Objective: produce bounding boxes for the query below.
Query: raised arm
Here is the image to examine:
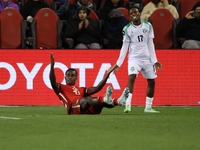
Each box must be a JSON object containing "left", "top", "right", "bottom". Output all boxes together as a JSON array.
[
  {"left": 50, "top": 53, "right": 58, "bottom": 90},
  {"left": 85, "top": 67, "right": 115, "bottom": 96}
]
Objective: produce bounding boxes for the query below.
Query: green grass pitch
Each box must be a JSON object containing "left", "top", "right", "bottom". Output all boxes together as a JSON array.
[{"left": 0, "top": 106, "right": 200, "bottom": 150}]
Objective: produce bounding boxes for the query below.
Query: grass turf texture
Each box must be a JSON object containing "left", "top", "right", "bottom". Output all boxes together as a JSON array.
[{"left": 0, "top": 106, "right": 200, "bottom": 150}]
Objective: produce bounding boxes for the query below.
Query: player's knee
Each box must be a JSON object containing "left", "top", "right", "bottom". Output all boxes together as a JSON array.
[
  {"left": 128, "top": 74, "right": 136, "bottom": 83},
  {"left": 148, "top": 79, "right": 155, "bottom": 86}
]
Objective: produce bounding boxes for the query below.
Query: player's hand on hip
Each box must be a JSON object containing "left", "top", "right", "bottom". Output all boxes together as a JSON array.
[
  {"left": 51, "top": 53, "right": 55, "bottom": 67},
  {"left": 154, "top": 62, "right": 162, "bottom": 71}
]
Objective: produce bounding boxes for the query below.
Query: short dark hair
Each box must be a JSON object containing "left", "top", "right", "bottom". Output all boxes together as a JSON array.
[
  {"left": 128, "top": 6, "right": 141, "bottom": 16},
  {"left": 65, "top": 68, "right": 78, "bottom": 76}
]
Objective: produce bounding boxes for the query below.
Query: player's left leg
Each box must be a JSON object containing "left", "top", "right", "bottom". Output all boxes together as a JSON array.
[
  {"left": 141, "top": 61, "right": 159, "bottom": 113},
  {"left": 144, "top": 79, "right": 159, "bottom": 113}
]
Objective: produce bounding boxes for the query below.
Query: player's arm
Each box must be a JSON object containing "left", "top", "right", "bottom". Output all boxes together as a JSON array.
[
  {"left": 50, "top": 53, "right": 59, "bottom": 90},
  {"left": 108, "top": 41, "right": 129, "bottom": 74},
  {"left": 148, "top": 38, "right": 162, "bottom": 71},
  {"left": 108, "top": 27, "right": 130, "bottom": 74},
  {"left": 85, "top": 67, "right": 115, "bottom": 96}
]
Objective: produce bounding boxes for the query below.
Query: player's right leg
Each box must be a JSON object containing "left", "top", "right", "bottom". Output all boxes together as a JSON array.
[
  {"left": 116, "top": 87, "right": 130, "bottom": 106},
  {"left": 124, "top": 74, "right": 136, "bottom": 113}
]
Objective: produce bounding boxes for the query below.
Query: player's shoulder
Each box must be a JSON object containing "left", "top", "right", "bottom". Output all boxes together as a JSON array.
[
  {"left": 141, "top": 20, "right": 152, "bottom": 27},
  {"left": 123, "top": 22, "right": 133, "bottom": 35},
  {"left": 123, "top": 22, "right": 132, "bottom": 31}
]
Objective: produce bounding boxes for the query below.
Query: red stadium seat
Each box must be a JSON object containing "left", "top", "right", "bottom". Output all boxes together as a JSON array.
[
  {"left": 117, "top": 7, "right": 131, "bottom": 22},
  {"left": 31, "top": 8, "right": 63, "bottom": 49},
  {"left": 179, "top": 0, "right": 200, "bottom": 20},
  {"left": 149, "top": 9, "right": 178, "bottom": 49},
  {"left": 0, "top": 8, "right": 26, "bottom": 48}
]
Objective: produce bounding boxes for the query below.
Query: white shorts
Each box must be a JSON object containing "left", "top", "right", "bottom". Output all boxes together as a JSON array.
[{"left": 128, "top": 59, "right": 157, "bottom": 79}]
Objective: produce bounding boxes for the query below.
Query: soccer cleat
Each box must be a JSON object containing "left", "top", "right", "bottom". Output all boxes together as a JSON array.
[
  {"left": 144, "top": 108, "right": 160, "bottom": 113},
  {"left": 103, "top": 86, "right": 113, "bottom": 105},
  {"left": 124, "top": 105, "right": 131, "bottom": 113},
  {"left": 117, "top": 87, "right": 129, "bottom": 106}
]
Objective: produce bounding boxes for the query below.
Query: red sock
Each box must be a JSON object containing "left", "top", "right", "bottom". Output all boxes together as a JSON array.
[
  {"left": 96, "top": 96, "right": 105, "bottom": 104},
  {"left": 113, "top": 99, "right": 119, "bottom": 106}
]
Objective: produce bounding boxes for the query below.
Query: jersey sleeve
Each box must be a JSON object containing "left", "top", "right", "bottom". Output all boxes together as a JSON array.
[
  {"left": 148, "top": 38, "right": 157, "bottom": 64},
  {"left": 148, "top": 22, "right": 154, "bottom": 39},
  {"left": 116, "top": 27, "right": 130, "bottom": 67},
  {"left": 84, "top": 88, "right": 88, "bottom": 97}
]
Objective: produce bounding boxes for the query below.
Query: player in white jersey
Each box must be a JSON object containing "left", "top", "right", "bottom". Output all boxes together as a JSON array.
[{"left": 108, "top": 6, "right": 162, "bottom": 113}]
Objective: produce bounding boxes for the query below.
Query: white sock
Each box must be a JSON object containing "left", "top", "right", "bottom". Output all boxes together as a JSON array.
[
  {"left": 145, "top": 97, "right": 153, "bottom": 110},
  {"left": 126, "top": 93, "right": 132, "bottom": 106}
]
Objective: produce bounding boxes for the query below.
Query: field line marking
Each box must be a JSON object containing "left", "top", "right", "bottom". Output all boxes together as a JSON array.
[{"left": 0, "top": 116, "right": 22, "bottom": 120}]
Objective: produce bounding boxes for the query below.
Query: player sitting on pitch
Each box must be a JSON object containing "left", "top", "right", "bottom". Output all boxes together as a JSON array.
[{"left": 50, "top": 53, "right": 129, "bottom": 115}]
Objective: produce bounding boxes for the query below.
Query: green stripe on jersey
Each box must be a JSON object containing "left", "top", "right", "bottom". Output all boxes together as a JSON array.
[
  {"left": 141, "top": 20, "right": 152, "bottom": 33},
  {"left": 123, "top": 22, "right": 132, "bottom": 35}
]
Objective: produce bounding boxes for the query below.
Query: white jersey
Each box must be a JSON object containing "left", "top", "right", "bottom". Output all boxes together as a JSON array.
[{"left": 116, "top": 20, "right": 157, "bottom": 67}]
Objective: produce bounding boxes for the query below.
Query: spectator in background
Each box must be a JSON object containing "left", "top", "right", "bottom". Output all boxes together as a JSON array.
[
  {"left": 99, "top": 0, "right": 126, "bottom": 21},
  {"left": 0, "top": 0, "right": 20, "bottom": 13},
  {"left": 65, "top": 6, "right": 101, "bottom": 49},
  {"left": 104, "top": 9, "right": 128, "bottom": 49},
  {"left": 169, "top": 0, "right": 178, "bottom": 6},
  {"left": 56, "top": 0, "right": 96, "bottom": 21},
  {"left": 21, "top": 0, "right": 49, "bottom": 20},
  {"left": 126, "top": 0, "right": 144, "bottom": 12},
  {"left": 176, "top": 2, "right": 200, "bottom": 49},
  {"left": 56, "top": 0, "right": 67, "bottom": 5},
  {"left": 141, "top": 0, "right": 179, "bottom": 21}
]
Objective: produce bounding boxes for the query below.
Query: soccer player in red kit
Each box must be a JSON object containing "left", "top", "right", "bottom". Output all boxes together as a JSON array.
[{"left": 50, "top": 53, "right": 129, "bottom": 115}]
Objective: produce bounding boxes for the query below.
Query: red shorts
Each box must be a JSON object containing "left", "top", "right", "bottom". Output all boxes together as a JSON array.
[{"left": 69, "top": 99, "right": 102, "bottom": 115}]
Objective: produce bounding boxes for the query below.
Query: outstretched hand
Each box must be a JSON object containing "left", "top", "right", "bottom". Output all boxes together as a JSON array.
[
  {"left": 154, "top": 61, "right": 162, "bottom": 71},
  {"left": 51, "top": 53, "right": 55, "bottom": 67},
  {"left": 107, "top": 64, "right": 120, "bottom": 75}
]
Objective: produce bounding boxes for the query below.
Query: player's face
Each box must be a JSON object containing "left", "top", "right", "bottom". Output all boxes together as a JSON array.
[
  {"left": 65, "top": 70, "right": 77, "bottom": 85},
  {"left": 129, "top": 8, "right": 141, "bottom": 24}
]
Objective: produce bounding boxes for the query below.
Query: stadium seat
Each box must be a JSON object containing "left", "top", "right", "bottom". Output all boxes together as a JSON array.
[
  {"left": 31, "top": 8, "right": 63, "bottom": 49},
  {"left": 117, "top": 7, "right": 131, "bottom": 22},
  {"left": 149, "top": 8, "right": 179, "bottom": 49},
  {"left": 179, "top": 0, "right": 200, "bottom": 20},
  {"left": 0, "top": 8, "right": 26, "bottom": 48}
]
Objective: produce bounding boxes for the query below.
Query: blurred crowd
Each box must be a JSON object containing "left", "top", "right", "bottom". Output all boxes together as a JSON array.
[{"left": 0, "top": 0, "right": 200, "bottom": 49}]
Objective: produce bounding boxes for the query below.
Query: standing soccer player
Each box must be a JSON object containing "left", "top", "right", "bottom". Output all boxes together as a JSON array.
[
  {"left": 109, "top": 6, "right": 162, "bottom": 113},
  {"left": 50, "top": 53, "right": 129, "bottom": 115}
]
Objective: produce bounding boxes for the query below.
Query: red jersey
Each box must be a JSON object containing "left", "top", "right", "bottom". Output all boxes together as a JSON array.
[{"left": 54, "top": 83, "right": 87, "bottom": 114}]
